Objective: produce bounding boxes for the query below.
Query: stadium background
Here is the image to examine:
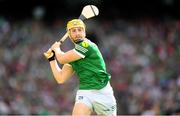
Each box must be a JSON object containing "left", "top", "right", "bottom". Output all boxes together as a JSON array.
[{"left": 0, "top": 0, "right": 179, "bottom": 115}]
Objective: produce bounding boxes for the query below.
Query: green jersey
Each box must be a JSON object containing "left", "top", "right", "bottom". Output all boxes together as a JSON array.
[{"left": 69, "top": 39, "right": 111, "bottom": 90}]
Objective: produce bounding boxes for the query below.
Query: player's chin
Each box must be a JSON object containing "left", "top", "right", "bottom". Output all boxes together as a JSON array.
[
  {"left": 76, "top": 36, "right": 84, "bottom": 40},
  {"left": 73, "top": 38, "right": 83, "bottom": 43}
]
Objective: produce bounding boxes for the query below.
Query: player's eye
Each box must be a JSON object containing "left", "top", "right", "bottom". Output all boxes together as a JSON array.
[
  {"left": 71, "top": 27, "right": 83, "bottom": 33},
  {"left": 71, "top": 29, "right": 76, "bottom": 32},
  {"left": 78, "top": 28, "right": 83, "bottom": 32}
]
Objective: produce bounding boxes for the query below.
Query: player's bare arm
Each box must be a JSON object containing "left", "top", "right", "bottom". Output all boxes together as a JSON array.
[
  {"left": 49, "top": 60, "right": 74, "bottom": 84},
  {"left": 44, "top": 49, "right": 75, "bottom": 84},
  {"left": 51, "top": 41, "right": 82, "bottom": 64}
]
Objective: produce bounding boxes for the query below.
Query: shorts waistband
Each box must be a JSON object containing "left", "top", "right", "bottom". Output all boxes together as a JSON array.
[{"left": 78, "top": 82, "right": 113, "bottom": 94}]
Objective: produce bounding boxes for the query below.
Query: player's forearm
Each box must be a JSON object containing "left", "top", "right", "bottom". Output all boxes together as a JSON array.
[
  {"left": 49, "top": 60, "right": 66, "bottom": 84},
  {"left": 54, "top": 48, "right": 67, "bottom": 64}
]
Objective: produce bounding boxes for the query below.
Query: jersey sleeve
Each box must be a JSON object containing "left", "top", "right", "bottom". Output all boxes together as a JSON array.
[{"left": 74, "top": 41, "right": 91, "bottom": 58}]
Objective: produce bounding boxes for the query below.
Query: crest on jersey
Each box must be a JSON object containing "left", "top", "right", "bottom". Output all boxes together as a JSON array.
[{"left": 81, "top": 41, "right": 89, "bottom": 48}]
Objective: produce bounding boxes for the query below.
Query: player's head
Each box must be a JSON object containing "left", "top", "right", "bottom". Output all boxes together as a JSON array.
[
  {"left": 67, "top": 19, "right": 86, "bottom": 42},
  {"left": 67, "top": 19, "right": 85, "bottom": 31}
]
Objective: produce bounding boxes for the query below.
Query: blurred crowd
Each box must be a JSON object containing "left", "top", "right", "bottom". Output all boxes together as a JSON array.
[{"left": 0, "top": 17, "right": 179, "bottom": 115}]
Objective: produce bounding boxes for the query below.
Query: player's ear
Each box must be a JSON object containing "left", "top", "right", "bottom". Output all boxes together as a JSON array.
[{"left": 67, "top": 30, "right": 72, "bottom": 38}]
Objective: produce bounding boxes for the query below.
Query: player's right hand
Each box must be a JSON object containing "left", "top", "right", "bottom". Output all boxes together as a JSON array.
[
  {"left": 51, "top": 41, "right": 61, "bottom": 52},
  {"left": 44, "top": 49, "right": 55, "bottom": 62}
]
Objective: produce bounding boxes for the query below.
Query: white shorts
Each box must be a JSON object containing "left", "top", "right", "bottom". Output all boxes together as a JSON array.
[{"left": 75, "top": 82, "right": 117, "bottom": 116}]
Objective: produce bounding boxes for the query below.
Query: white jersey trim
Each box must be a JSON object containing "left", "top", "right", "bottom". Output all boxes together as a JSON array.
[
  {"left": 73, "top": 49, "right": 85, "bottom": 58},
  {"left": 75, "top": 44, "right": 88, "bottom": 53}
]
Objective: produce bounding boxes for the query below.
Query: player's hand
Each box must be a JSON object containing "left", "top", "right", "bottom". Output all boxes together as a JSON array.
[
  {"left": 51, "top": 41, "right": 61, "bottom": 52},
  {"left": 44, "top": 49, "right": 55, "bottom": 62}
]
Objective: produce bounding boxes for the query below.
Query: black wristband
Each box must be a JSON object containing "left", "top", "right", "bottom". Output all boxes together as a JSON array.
[{"left": 48, "top": 50, "right": 55, "bottom": 62}]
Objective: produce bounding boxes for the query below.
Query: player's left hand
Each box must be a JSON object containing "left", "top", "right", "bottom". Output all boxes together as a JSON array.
[{"left": 44, "top": 48, "right": 55, "bottom": 62}]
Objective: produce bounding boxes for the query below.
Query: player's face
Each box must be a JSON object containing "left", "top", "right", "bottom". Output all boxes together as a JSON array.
[{"left": 69, "top": 27, "right": 86, "bottom": 42}]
